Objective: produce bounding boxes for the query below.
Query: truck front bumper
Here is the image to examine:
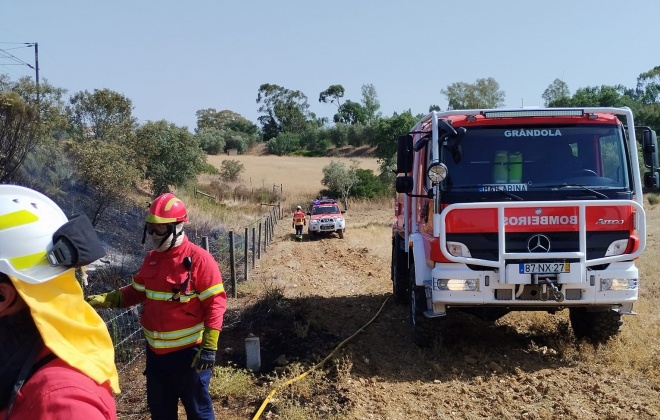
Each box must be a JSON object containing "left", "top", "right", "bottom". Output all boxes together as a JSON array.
[{"left": 425, "top": 261, "right": 638, "bottom": 316}]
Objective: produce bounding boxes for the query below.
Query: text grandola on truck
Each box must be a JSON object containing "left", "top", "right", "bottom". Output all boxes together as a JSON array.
[{"left": 391, "top": 107, "right": 659, "bottom": 346}]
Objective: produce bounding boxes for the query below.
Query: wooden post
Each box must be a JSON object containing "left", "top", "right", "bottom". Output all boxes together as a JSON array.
[
  {"left": 228, "top": 231, "right": 237, "bottom": 298},
  {"left": 257, "top": 223, "right": 262, "bottom": 259},
  {"left": 244, "top": 227, "right": 249, "bottom": 282},
  {"left": 264, "top": 217, "right": 269, "bottom": 250},
  {"left": 201, "top": 236, "right": 209, "bottom": 251},
  {"left": 251, "top": 227, "right": 256, "bottom": 269}
]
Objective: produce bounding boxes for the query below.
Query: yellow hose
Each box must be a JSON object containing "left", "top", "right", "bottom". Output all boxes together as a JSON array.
[{"left": 251, "top": 294, "right": 392, "bottom": 420}]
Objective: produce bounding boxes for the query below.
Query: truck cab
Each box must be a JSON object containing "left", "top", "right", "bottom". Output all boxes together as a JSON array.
[{"left": 392, "top": 107, "right": 659, "bottom": 346}]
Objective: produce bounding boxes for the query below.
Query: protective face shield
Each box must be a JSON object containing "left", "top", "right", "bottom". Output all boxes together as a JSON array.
[{"left": 0, "top": 185, "right": 104, "bottom": 284}]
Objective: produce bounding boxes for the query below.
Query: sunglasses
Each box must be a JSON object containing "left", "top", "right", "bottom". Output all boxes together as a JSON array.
[{"left": 146, "top": 223, "right": 169, "bottom": 236}]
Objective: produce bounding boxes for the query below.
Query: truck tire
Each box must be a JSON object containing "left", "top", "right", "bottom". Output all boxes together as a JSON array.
[
  {"left": 409, "top": 264, "right": 434, "bottom": 347},
  {"left": 569, "top": 308, "right": 623, "bottom": 343},
  {"left": 338, "top": 229, "right": 344, "bottom": 239},
  {"left": 391, "top": 237, "right": 409, "bottom": 304}
]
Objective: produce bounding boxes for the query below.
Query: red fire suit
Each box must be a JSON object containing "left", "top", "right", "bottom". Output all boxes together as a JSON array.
[
  {"left": 0, "top": 348, "right": 116, "bottom": 420},
  {"left": 120, "top": 235, "right": 226, "bottom": 354}
]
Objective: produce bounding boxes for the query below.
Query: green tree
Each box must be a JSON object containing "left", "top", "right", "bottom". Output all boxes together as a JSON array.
[
  {"left": 0, "top": 91, "right": 39, "bottom": 183},
  {"left": 371, "top": 111, "right": 419, "bottom": 161},
  {"left": 319, "top": 84, "right": 345, "bottom": 109},
  {"left": 361, "top": 83, "right": 381, "bottom": 124},
  {"left": 0, "top": 76, "right": 68, "bottom": 187},
  {"left": 441, "top": 77, "right": 505, "bottom": 109},
  {"left": 196, "top": 127, "right": 227, "bottom": 155},
  {"left": 136, "top": 120, "right": 205, "bottom": 194},
  {"left": 636, "top": 65, "right": 660, "bottom": 104},
  {"left": 542, "top": 79, "right": 571, "bottom": 107},
  {"left": 67, "top": 139, "right": 141, "bottom": 225},
  {"left": 351, "top": 168, "right": 389, "bottom": 199},
  {"left": 321, "top": 160, "right": 359, "bottom": 209},
  {"left": 256, "top": 83, "right": 312, "bottom": 140},
  {"left": 67, "top": 88, "right": 136, "bottom": 141},
  {"left": 334, "top": 100, "right": 367, "bottom": 125},
  {"left": 219, "top": 159, "right": 245, "bottom": 182},
  {"left": 267, "top": 132, "right": 301, "bottom": 156}
]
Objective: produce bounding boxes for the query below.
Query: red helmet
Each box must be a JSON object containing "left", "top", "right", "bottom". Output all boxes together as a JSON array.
[{"left": 146, "top": 193, "right": 188, "bottom": 224}]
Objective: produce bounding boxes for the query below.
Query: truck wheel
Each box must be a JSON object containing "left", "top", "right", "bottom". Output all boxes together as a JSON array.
[
  {"left": 391, "top": 238, "right": 409, "bottom": 304},
  {"left": 569, "top": 308, "right": 623, "bottom": 343},
  {"left": 338, "top": 229, "right": 344, "bottom": 239},
  {"left": 409, "top": 266, "right": 434, "bottom": 347}
]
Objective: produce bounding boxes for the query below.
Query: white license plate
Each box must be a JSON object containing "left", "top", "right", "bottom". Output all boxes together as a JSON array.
[
  {"left": 321, "top": 225, "right": 334, "bottom": 231},
  {"left": 519, "top": 262, "right": 570, "bottom": 274}
]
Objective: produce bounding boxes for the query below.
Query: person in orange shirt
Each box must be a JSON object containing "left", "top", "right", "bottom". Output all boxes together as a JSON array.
[{"left": 292, "top": 205, "right": 307, "bottom": 241}]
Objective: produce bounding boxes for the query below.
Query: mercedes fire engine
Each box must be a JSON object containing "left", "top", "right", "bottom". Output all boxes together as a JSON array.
[{"left": 391, "top": 107, "right": 659, "bottom": 346}]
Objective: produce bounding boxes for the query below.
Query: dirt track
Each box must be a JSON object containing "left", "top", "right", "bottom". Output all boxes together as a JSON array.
[{"left": 215, "top": 207, "right": 660, "bottom": 420}]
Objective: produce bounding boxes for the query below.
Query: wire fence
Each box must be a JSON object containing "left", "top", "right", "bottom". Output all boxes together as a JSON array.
[{"left": 96, "top": 204, "right": 283, "bottom": 407}]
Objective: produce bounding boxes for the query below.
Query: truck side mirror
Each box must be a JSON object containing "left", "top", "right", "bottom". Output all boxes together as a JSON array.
[
  {"left": 395, "top": 176, "right": 414, "bottom": 194},
  {"left": 396, "top": 134, "right": 413, "bottom": 174},
  {"left": 642, "top": 129, "right": 659, "bottom": 169},
  {"left": 644, "top": 172, "right": 659, "bottom": 189}
]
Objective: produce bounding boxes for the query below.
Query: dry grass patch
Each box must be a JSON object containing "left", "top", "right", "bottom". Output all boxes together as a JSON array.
[{"left": 204, "top": 155, "right": 380, "bottom": 199}]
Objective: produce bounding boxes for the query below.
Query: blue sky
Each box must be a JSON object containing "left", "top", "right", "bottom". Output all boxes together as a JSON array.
[{"left": 2, "top": 1, "right": 659, "bottom": 131}]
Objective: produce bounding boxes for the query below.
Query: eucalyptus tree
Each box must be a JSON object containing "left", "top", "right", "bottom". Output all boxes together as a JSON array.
[
  {"left": 441, "top": 77, "right": 505, "bottom": 109},
  {"left": 361, "top": 83, "right": 381, "bottom": 124},
  {"left": 256, "top": 83, "right": 312, "bottom": 140},
  {"left": 542, "top": 79, "right": 571, "bottom": 107}
]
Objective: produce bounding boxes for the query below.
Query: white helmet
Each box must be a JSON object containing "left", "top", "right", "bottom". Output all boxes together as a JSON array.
[
  {"left": 296, "top": 206, "right": 302, "bottom": 210},
  {"left": 0, "top": 185, "right": 70, "bottom": 284}
]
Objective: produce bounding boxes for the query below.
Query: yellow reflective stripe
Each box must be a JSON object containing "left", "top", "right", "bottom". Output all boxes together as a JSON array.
[
  {"left": 198, "top": 283, "right": 224, "bottom": 301},
  {"left": 146, "top": 289, "right": 175, "bottom": 301},
  {"left": 142, "top": 324, "right": 204, "bottom": 349},
  {"left": 131, "top": 280, "right": 145, "bottom": 292},
  {"left": 144, "top": 288, "right": 198, "bottom": 302},
  {"left": 144, "top": 332, "right": 203, "bottom": 349},
  {"left": 10, "top": 252, "right": 48, "bottom": 270},
  {"left": 143, "top": 322, "right": 204, "bottom": 340},
  {"left": 0, "top": 209, "right": 38, "bottom": 230}
]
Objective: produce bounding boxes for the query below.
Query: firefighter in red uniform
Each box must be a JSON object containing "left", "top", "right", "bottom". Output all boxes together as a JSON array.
[
  {"left": 0, "top": 185, "right": 119, "bottom": 420},
  {"left": 87, "top": 193, "right": 226, "bottom": 420},
  {"left": 292, "top": 205, "right": 307, "bottom": 241}
]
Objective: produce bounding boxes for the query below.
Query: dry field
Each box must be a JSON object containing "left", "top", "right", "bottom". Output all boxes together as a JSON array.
[{"left": 203, "top": 154, "right": 381, "bottom": 208}]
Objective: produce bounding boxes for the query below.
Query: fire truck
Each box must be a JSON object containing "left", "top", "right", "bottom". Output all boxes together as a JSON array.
[{"left": 391, "top": 107, "right": 659, "bottom": 346}]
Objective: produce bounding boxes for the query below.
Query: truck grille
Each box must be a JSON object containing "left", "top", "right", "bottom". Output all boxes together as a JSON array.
[{"left": 447, "top": 231, "right": 630, "bottom": 262}]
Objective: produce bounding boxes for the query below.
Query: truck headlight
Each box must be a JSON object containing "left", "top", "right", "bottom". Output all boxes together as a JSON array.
[
  {"left": 604, "top": 239, "right": 628, "bottom": 256},
  {"left": 601, "top": 278, "right": 638, "bottom": 291},
  {"left": 447, "top": 242, "right": 471, "bottom": 257},
  {"left": 436, "top": 279, "right": 478, "bottom": 291},
  {"left": 310, "top": 220, "right": 319, "bottom": 225}
]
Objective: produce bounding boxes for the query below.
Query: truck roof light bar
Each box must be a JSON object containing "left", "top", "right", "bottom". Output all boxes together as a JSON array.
[{"left": 482, "top": 109, "right": 584, "bottom": 118}]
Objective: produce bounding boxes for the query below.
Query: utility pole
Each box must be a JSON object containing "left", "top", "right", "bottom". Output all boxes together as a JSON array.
[{"left": 33, "top": 43, "right": 39, "bottom": 103}]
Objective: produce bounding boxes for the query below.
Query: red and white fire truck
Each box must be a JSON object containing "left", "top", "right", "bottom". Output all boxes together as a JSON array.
[{"left": 391, "top": 107, "right": 659, "bottom": 346}]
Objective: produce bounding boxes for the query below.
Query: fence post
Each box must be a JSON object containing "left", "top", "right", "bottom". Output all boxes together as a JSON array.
[
  {"left": 257, "top": 223, "right": 262, "bottom": 259},
  {"left": 228, "top": 231, "right": 237, "bottom": 298},
  {"left": 201, "top": 236, "right": 209, "bottom": 252},
  {"left": 244, "top": 227, "right": 249, "bottom": 282},
  {"left": 251, "top": 227, "right": 256, "bottom": 269},
  {"left": 264, "top": 217, "right": 269, "bottom": 250}
]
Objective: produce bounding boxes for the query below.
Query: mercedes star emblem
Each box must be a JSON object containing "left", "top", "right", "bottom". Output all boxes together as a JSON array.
[{"left": 527, "top": 234, "right": 551, "bottom": 253}]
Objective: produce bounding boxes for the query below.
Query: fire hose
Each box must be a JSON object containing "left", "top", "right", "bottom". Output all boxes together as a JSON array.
[{"left": 251, "top": 294, "right": 391, "bottom": 420}]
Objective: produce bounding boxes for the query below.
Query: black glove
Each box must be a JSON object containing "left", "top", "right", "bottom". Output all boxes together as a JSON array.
[{"left": 192, "top": 349, "right": 216, "bottom": 372}]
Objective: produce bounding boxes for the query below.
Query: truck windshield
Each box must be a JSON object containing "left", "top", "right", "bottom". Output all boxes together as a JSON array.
[{"left": 440, "top": 124, "right": 631, "bottom": 193}]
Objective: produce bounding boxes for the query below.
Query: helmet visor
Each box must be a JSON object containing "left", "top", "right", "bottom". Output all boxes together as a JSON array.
[{"left": 146, "top": 222, "right": 169, "bottom": 236}]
